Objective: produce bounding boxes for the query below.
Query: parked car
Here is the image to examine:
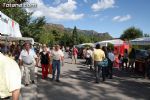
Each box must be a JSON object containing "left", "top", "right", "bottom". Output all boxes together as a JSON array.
[
  {"left": 135, "top": 49, "right": 150, "bottom": 77},
  {"left": 135, "top": 49, "right": 149, "bottom": 60}
]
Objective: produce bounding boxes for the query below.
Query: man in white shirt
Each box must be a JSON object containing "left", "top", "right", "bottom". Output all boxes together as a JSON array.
[
  {"left": 51, "top": 45, "right": 64, "bottom": 82},
  {"left": 0, "top": 52, "right": 21, "bottom": 100},
  {"left": 108, "top": 48, "right": 115, "bottom": 79},
  {"left": 19, "top": 42, "right": 38, "bottom": 86}
]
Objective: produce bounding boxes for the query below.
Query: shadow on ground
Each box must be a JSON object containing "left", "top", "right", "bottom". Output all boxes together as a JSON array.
[{"left": 37, "top": 60, "right": 150, "bottom": 100}]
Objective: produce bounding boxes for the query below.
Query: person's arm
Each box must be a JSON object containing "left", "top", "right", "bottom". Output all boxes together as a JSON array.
[
  {"left": 47, "top": 52, "right": 51, "bottom": 64},
  {"left": 18, "top": 51, "right": 23, "bottom": 68},
  {"left": 60, "top": 50, "right": 64, "bottom": 66},
  {"left": 33, "top": 51, "right": 38, "bottom": 67},
  {"left": 12, "top": 89, "right": 20, "bottom": 100}
]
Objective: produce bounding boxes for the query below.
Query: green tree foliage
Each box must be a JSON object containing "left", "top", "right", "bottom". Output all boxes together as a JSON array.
[
  {"left": 39, "top": 32, "right": 54, "bottom": 45},
  {"left": 28, "top": 17, "right": 46, "bottom": 42},
  {"left": 120, "top": 27, "right": 143, "bottom": 40}
]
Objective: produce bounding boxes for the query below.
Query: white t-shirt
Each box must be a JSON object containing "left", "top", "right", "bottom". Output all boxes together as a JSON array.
[
  {"left": 86, "top": 50, "right": 93, "bottom": 58},
  {"left": 0, "top": 53, "right": 21, "bottom": 98},
  {"left": 51, "top": 49, "right": 64, "bottom": 60},
  {"left": 108, "top": 52, "right": 115, "bottom": 62},
  {"left": 19, "top": 49, "right": 37, "bottom": 64}
]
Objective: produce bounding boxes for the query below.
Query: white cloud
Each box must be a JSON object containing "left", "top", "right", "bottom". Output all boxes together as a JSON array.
[
  {"left": 113, "top": 14, "right": 131, "bottom": 22},
  {"left": 91, "top": 0, "right": 115, "bottom": 12},
  {"left": 26, "top": 0, "right": 84, "bottom": 20}
]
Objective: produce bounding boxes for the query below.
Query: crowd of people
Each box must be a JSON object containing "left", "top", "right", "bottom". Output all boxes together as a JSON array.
[
  {"left": 0, "top": 41, "right": 150, "bottom": 100},
  {"left": 0, "top": 41, "right": 65, "bottom": 99}
]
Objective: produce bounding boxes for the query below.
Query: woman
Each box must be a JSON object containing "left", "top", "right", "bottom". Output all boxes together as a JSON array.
[{"left": 40, "top": 45, "right": 50, "bottom": 79}]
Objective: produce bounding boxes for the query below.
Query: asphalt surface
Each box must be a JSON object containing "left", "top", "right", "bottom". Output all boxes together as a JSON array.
[{"left": 21, "top": 56, "right": 150, "bottom": 100}]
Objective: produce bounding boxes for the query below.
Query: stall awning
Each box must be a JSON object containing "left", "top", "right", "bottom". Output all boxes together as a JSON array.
[
  {"left": 130, "top": 37, "right": 150, "bottom": 45},
  {"left": 0, "top": 36, "right": 34, "bottom": 44},
  {"left": 76, "top": 43, "right": 94, "bottom": 48},
  {"left": 95, "top": 39, "right": 124, "bottom": 46},
  {"left": 0, "top": 11, "right": 22, "bottom": 37}
]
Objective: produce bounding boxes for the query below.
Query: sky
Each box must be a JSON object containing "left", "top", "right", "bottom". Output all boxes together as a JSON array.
[{"left": 26, "top": 0, "right": 150, "bottom": 38}]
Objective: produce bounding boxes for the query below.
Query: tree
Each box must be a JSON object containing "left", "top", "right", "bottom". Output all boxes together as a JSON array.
[
  {"left": 28, "top": 17, "right": 46, "bottom": 42},
  {"left": 120, "top": 27, "right": 143, "bottom": 40},
  {"left": 143, "top": 33, "right": 150, "bottom": 37},
  {"left": 72, "top": 26, "right": 78, "bottom": 45},
  {"left": 39, "top": 32, "right": 54, "bottom": 45}
]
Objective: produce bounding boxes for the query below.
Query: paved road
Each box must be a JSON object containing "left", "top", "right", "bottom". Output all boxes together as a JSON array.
[{"left": 22, "top": 57, "right": 150, "bottom": 100}]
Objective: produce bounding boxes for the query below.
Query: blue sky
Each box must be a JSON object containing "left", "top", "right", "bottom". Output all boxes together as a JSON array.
[{"left": 26, "top": 0, "right": 150, "bottom": 38}]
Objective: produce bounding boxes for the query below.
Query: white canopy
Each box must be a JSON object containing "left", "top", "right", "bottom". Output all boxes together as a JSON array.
[
  {"left": 95, "top": 39, "right": 124, "bottom": 46},
  {"left": 130, "top": 37, "right": 150, "bottom": 45},
  {"left": 76, "top": 43, "right": 94, "bottom": 48},
  {"left": 0, "top": 11, "right": 22, "bottom": 37},
  {"left": 0, "top": 36, "right": 34, "bottom": 44}
]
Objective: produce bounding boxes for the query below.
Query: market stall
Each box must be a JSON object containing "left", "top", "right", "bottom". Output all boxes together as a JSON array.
[
  {"left": 95, "top": 39, "right": 129, "bottom": 68},
  {"left": 130, "top": 37, "right": 150, "bottom": 77}
]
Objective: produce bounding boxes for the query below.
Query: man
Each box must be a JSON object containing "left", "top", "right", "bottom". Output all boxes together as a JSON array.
[
  {"left": 19, "top": 42, "right": 38, "bottom": 86},
  {"left": 0, "top": 52, "right": 21, "bottom": 100},
  {"left": 72, "top": 46, "right": 78, "bottom": 64},
  {"left": 92, "top": 44, "right": 105, "bottom": 83},
  {"left": 51, "top": 45, "right": 64, "bottom": 82}
]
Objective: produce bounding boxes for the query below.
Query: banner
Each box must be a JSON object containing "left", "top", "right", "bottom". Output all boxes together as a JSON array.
[{"left": 0, "top": 11, "right": 22, "bottom": 37}]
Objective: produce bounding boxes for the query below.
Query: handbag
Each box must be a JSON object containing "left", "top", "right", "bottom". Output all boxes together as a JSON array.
[{"left": 100, "top": 58, "right": 108, "bottom": 67}]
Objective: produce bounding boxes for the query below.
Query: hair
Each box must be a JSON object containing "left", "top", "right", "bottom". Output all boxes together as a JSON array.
[
  {"left": 96, "top": 44, "right": 100, "bottom": 49},
  {"left": 23, "top": 41, "right": 31, "bottom": 46},
  {"left": 102, "top": 46, "right": 107, "bottom": 52},
  {"left": 131, "top": 48, "right": 135, "bottom": 53},
  {"left": 124, "top": 49, "right": 128, "bottom": 53},
  {"left": 87, "top": 47, "right": 89, "bottom": 50}
]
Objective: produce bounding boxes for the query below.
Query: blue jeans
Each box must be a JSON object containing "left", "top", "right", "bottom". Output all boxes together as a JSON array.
[
  {"left": 94, "top": 61, "right": 101, "bottom": 83},
  {"left": 52, "top": 60, "right": 61, "bottom": 80}
]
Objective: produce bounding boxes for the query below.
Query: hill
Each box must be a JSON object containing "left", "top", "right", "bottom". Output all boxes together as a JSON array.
[{"left": 45, "top": 23, "right": 113, "bottom": 41}]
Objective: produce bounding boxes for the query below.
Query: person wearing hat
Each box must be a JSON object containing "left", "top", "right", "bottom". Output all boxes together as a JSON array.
[{"left": 19, "top": 42, "right": 38, "bottom": 86}]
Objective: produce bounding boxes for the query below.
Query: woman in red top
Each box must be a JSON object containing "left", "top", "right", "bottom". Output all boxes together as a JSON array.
[{"left": 72, "top": 46, "right": 78, "bottom": 64}]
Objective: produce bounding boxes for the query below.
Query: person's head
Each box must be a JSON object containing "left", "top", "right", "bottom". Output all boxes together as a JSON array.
[
  {"left": 95, "top": 44, "right": 100, "bottom": 49},
  {"left": 124, "top": 49, "right": 128, "bottom": 53},
  {"left": 24, "top": 42, "right": 31, "bottom": 51},
  {"left": 131, "top": 48, "right": 135, "bottom": 53},
  {"left": 87, "top": 47, "right": 89, "bottom": 50},
  {"left": 55, "top": 45, "right": 60, "bottom": 51},
  {"left": 42, "top": 44, "right": 47, "bottom": 52},
  {"left": 107, "top": 47, "right": 110, "bottom": 52},
  {"left": 73, "top": 45, "right": 75, "bottom": 48},
  {"left": 102, "top": 46, "right": 107, "bottom": 52}
]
